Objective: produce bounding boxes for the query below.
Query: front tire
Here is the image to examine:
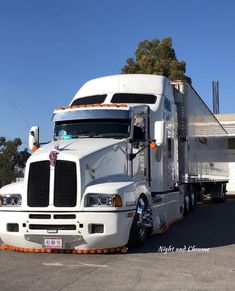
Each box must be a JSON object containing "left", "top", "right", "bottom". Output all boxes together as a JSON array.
[{"left": 127, "top": 195, "right": 152, "bottom": 249}]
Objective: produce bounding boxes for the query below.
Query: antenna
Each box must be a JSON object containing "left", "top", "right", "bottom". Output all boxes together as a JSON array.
[{"left": 212, "top": 81, "right": 220, "bottom": 114}]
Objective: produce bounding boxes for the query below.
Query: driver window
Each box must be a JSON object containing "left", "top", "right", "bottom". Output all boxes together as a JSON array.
[
  {"left": 133, "top": 113, "right": 146, "bottom": 141},
  {"left": 133, "top": 126, "right": 145, "bottom": 140}
]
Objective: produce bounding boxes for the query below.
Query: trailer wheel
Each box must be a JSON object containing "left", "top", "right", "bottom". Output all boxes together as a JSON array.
[
  {"left": 197, "top": 186, "right": 205, "bottom": 203},
  {"left": 189, "top": 185, "right": 196, "bottom": 211},
  {"left": 220, "top": 183, "right": 227, "bottom": 203},
  {"left": 183, "top": 195, "right": 190, "bottom": 216},
  {"left": 127, "top": 195, "right": 152, "bottom": 249},
  {"left": 212, "top": 184, "right": 227, "bottom": 203}
]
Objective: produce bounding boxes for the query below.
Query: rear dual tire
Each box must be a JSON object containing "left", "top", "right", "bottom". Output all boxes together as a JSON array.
[
  {"left": 184, "top": 185, "right": 196, "bottom": 216},
  {"left": 183, "top": 195, "right": 190, "bottom": 216},
  {"left": 212, "top": 184, "right": 227, "bottom": 203}
]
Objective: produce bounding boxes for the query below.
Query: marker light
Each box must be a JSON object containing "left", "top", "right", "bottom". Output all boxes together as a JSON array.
[
  {"left": 150, "top": 142, "right": 157, "bottom": 150},
  {"left": 32, "top": 145, "right": 40, "bottom": 152},
  {"left": 55, "top": 104, "right": 128, "bottom": 111}
]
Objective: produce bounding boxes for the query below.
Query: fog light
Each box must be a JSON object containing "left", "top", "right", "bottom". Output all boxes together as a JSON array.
[
  {"left": 91, "top": 224, "right": 104, "bottom": 234},
  {"left": 7, "top": 223, "right": 19, "bottom": 232}
]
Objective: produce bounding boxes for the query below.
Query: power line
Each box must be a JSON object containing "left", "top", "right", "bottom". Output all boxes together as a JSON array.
[{"left": 4, "top": 91, "right": 31, "bottom": 129}]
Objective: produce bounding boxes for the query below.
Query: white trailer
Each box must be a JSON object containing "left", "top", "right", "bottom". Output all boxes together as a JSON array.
[
  {"left": 215, "top": 114, "right": 235, "bottom": 194},
  {"left": 173, "top": 81, "right": 228, "bottom": 205},
  {"left": 0, "top": 75, "right": 228, "bottom": 252}
]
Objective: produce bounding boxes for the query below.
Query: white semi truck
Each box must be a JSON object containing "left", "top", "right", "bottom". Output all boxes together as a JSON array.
[{"left": 0, "top": 75, "right": 228, "bottom": 252}]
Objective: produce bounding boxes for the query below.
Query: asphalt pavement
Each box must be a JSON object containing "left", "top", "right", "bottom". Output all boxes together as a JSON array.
[{"left": 0, "top": 199, "right": 235, "bottom": 291}]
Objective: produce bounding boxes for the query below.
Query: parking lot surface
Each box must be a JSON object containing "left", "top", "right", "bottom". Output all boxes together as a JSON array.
[{"left": 0, "top": 199, "right": 235, "bottom": 291}]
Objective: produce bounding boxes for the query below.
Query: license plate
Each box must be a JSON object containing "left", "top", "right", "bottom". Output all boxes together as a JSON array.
[{"left": 44, "top": 237, "right": 63, "bottom": 249}]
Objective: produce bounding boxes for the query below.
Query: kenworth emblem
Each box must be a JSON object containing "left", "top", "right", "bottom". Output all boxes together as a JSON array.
[{"left": 49, "top": 151, "right": 58, "bottom": 166}]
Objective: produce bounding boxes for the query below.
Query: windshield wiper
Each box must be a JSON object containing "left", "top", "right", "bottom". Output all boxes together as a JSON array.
[{"left": 77, "top": 135, "right": 93, "bottom": 138}]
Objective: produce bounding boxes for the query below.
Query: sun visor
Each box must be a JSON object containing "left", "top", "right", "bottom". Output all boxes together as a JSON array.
[{"left": 52, "top": 109, "right": 130, "bottom": 122}]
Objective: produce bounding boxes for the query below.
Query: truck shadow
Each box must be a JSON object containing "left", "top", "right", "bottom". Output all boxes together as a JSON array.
[{"left": 131, "top": 198, "right": 235, "bottom": 254}]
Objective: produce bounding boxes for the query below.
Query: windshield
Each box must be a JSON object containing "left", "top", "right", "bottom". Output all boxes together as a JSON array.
[{"left": 54, "top": 118, "right": 130, "bottom": 140}]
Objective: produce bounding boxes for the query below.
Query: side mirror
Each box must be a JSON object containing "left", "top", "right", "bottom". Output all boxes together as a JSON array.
[
  {"left": 155, "top": 121, "right": 165, "bottom": 146},
  {"left": 29, "top": 126, "right": 40, "bottom": 151}
]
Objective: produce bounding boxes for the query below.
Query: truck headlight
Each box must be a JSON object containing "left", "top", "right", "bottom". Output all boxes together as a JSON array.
[
  {"left": 86, "top": 194, "right": 122, "bottom": 207},
  {"left": 0, "top": 194, "right": 22, "bottom": 207}
]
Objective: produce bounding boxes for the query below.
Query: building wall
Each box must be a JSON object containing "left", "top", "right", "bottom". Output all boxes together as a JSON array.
[
  {"left": 228, "top": 152, "right": 235, "bottom": 193},
  {"left": 216, "top": 114, "right": 235, "bottom": 194}
]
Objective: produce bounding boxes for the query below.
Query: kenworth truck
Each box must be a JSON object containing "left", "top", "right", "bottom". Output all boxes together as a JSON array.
[{"left": 0, "top": 75, "right": 228, "bottom": 251}]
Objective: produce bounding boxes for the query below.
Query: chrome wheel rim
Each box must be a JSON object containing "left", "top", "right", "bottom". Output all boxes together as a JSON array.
[{"left": 136, "top": 197, "right": 148, "bottom": 240}]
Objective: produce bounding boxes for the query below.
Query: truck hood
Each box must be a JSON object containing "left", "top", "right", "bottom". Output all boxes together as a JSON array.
[
  {"left": 0, "top": 180, "right": 24, "bottom": 194},
  {"left": 29, "top": 138, "right": 126, "bottom": 162},
  {"left": 27, "top": 138, "right": 128, "bottom": 197}
]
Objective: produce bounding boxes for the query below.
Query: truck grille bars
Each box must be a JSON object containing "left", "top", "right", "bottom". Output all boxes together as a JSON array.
[
  {"left": 28, "top": 161, "right": 50, "bottom": 207},
  {"left": 54, "top": 161, "right": 77, "bottom": 207},
  {"left": 27, "top": 161, "right": 77, "bottom": 207}
]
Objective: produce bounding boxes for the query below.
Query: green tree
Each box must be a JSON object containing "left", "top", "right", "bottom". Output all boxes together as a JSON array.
[
  {"left": 121, "top": 37, "right": 191, "bottom": 83},
  {"left": 0, "top": 137, "right": 30, "bottom": 187}
]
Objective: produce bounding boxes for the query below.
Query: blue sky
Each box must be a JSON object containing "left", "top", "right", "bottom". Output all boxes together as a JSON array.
[{"left": 0, "top": 0, "right": 235, "bottom": 147}]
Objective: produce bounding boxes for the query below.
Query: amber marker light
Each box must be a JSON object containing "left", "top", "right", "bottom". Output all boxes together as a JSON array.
[
  {"left": 55, "top": 107, "right": 65, "bottom": 111},
  {"left": 32, "top": 145, "right": 40, "bottom": 152},
  {"left": 112, "top": 194, "right": 123, "bottom": 207},
  {"left": 150, "top": 142, "right": 157, "bottom": 150},
  {"left": 0, "top": 244, "right": 129, "bottom": 254}
]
